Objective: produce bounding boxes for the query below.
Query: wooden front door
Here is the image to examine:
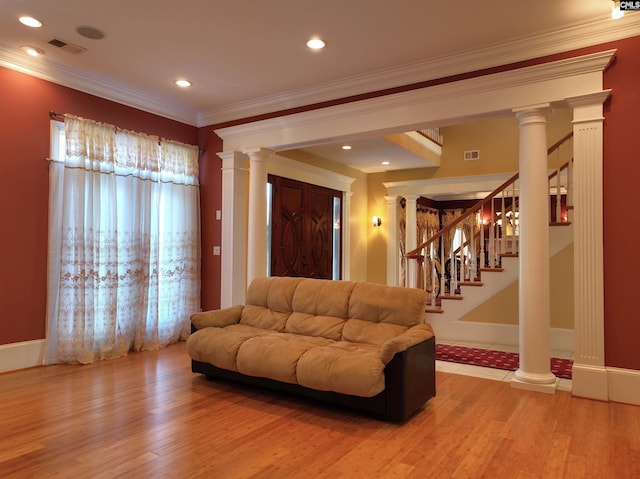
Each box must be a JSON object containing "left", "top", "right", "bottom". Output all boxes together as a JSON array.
[{"left": 269, "top": 175, "right": 341, "bottom": 279}]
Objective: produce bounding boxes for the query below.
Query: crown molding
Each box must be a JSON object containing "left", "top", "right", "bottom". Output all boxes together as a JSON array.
[
  {"left": 0, "top": 45, "right": 198, "bottom": 126},
  {"left": 199, "top": 14, "right": 640, "bottom": 127},
  {"left": 214, "top": 49, "right": 616, "bottom": 152},
  {"left": 2, "top": 14, "right": 638, "bottom": 129}
]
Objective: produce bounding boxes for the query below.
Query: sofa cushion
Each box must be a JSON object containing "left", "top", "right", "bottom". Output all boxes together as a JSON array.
[
  {"left": 348, "top": 282, "right": 427, "bottom": 327},
  {"left": 291, "top": 278, "right": 355, "bottom": 318},
  {"left": 245, "top": 276, "right": 302, "bottom": 311},
  {"left": 296, "top": 341, "right": 385, "bottom": 397},
  {"left": 342, "top": 318, "right": 408, "bottom": 346},
  {"left": 236, "top": 333, "right": 333, "bottom": 384},
  {"left": 186, "top": 324, "right": 272, "bottom": 372},
  {"left": 285, "top": 312, "right": 345, "bottom": 341},
  {"left": 239, "top": 276, "right": 303, "bottom": 331},
  {"left": 239, "top": 304, "right": 291, "bottom": 332}
]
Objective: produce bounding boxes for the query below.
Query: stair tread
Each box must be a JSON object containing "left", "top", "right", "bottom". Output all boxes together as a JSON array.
[
  {"left": 479, "top": 267, "right": 504, "bottom": 272},
  {"left": 439, "top": 294, "right": 463, "bottom": 301},
  {"left": 425, "top": 307, "right": 443, "bottom": 314},
  {"left": 459, "top": 281, "right": 483, "bottom": 286}
]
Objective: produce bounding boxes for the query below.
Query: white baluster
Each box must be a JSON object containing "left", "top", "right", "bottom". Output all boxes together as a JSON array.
[
  {"left": 556, "top": 167, "right": 562, "bottom": 224},
  {"left": 489, "top": 200, "right": 495, "bottom": 268},
  {"left": 511, "top": 181, "right": 517, "bottom": 255},
  {"left": 479, "top": 208, "right": 485, "bottom": 270}
]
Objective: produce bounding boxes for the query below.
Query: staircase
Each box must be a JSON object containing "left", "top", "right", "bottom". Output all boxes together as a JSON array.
[{"left": 405, "top": 133, "right": 574, "bottom": 342}]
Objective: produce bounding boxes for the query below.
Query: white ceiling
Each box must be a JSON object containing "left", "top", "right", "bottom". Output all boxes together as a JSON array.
[{"left": 0, "top": 1, "right": 635, "bottom": 172}]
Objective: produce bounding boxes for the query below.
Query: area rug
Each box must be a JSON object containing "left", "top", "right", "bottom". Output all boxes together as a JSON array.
[{"left": 435, "top": 343, "right": 573, "bottom": 380}]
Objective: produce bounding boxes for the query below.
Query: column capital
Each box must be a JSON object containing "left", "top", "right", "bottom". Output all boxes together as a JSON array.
[
  {"left": 244, "top": 148, "right": 274, "bottom": 162},
  {"left": 566, "top": 90, "right": 611, "bottom": 109},
  {"left": 384, "top": 195, "right": 399, "bottom": 206},
  {"left": 218, "top": 151, "right": 248, "bottom": 170},
  {"left": 567, "top": 90, "right": 611, "bottom": 124},
  {"left": 513, "top": 103, "right": 550, "bottom": 125}
]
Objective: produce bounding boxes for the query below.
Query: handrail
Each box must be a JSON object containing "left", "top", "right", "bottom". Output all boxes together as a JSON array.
[
  {"left": 406, "top": 172, "right": 519, "bottom": 258},
  {"left": 406, "top": 131, "right": 573, "bottom": 259}
]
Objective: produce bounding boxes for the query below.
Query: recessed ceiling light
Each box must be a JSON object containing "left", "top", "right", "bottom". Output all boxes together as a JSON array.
[
  {"left": 174, "top": 79, "right": 192, "bottom": 88},
  {"left": 19, "top": 16, "right": 42, "bottom": 28},
  {"left": 382, "top": 161, "right": 390, "bottom": 165},
  {"left": 342, "top": 145, "right": 352, "bottom": 150},
  {"left": 20, "top": 45, "right": 44, "bottom": 57},
  {"left": 306, "top": 38, "right": 326, "bottom": 50}
]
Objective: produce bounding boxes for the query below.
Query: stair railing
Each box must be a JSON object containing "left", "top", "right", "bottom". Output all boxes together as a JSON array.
[{"left": 406, "top": 132, "right": 573, "bottom": 305}]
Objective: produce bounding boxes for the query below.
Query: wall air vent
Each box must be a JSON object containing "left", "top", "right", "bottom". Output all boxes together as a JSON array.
[
  {"left": 47, "top": 38, "right": 86, "bottom": 54},
  {"left": 464, "top": 150, "right": 480, "bottom": 161}
]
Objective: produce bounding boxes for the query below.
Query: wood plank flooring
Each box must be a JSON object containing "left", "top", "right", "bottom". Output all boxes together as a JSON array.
[{"left": 1, "top": 341, "right": 638, "bottom": 478}]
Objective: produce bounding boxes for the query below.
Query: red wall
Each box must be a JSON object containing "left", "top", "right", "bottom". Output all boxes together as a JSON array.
[
  {"left": 602, "top": 35, "right": 640, "bottom": 370},
  {"left": 197, "top": 128, "right": 223, "bottom": 311},
  {"left": 2, "top": 34, "right": 639, "bottom": 372},
  {"left": 0, "top": 67, "right": 207, "bottom": 345}
]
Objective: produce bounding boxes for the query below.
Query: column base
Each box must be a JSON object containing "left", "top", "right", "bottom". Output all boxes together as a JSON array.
[
  {"left": 511, "top": 369, "right": 557, "bottom": 394},
  {"left": 510, "top": 377, "right": 557, "bottom": 394}
]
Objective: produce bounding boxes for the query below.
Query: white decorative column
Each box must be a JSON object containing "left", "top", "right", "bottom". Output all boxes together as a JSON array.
[
  {"left": 512, "top": 104, "right": 557, "bottom": 393},
  {"left": 246, "top": 148, "right": 271, "bottom": 285},
  {"left": 219, "top": 151, "right": 249, "bottom": 308},
  {"left": 342, "top": 192, "right": 353, "bottom": 281},
  {"left": 405, "top": 195, "right": 419, "bottom": 288},
  {"left": 567, "top": 91, "right": 611, "bottom": 401},
  {"left": 385, "top": 195, "right": 399, "bottom": 286}
]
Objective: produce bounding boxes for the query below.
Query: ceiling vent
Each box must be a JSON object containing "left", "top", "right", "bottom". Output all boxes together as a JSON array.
[{"left": 47, "top": 38, "right": 86, "bottom": 55}]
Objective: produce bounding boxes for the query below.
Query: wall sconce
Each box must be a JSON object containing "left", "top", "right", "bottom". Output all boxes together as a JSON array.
[{"left": 372, "top": 216, "right": 382, "bottom": 227}]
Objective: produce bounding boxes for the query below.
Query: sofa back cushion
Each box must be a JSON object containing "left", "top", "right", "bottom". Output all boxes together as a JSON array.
[
  {"left": 343, "top": 282, "right": 427, "bottom": 345},
  {"left": 240, "top": 276, "right": 303, "bottom": 331},
  {"left": 284, "top": 278, "right": 354, "bottom": 339}
]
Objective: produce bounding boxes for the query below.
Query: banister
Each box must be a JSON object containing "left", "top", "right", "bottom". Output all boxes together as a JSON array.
[
  {"left": 406, "top": 172, "right": 518, "bottom": 258},
  {"left": 406, "top": 131, "right": 573, "bottom": 259}
]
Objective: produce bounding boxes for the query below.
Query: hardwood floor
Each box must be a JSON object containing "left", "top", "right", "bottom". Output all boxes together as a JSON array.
[{"left": 1, "top": 341, "right": 638, "bottom": 478}]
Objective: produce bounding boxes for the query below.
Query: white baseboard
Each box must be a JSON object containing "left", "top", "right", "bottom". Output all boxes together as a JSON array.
[
  {"left": 0, "top": 339, "right": 46, "bottom": 374},
  {"left": 572, "top": 364, "right": 640, "bottom": 405},
  {"left": 607, "top": 367, "right": 640, "bottom": 405},
  {"left": 428, "top": 318, "right": 574, "bottom": 352}
]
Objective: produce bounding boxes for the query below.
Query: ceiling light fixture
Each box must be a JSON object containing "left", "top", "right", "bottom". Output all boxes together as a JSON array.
[
  {"left": 341, "top": 145, "right": 352, "bottom": 150},
  {"left": 174, "top": 79, "right": 192, "bottom": 88},
  {"left": 306, "top": 38, "right": 326, "bottom": 50},
  {"left": 612, "top": 0, "right": 625, "bottom": 19},
  {"left": 382, "top": 161, "right": 390, "bottom": 165},
  {"left": 19, "top": 16, "right": 42, "bottom": 28},
  {"left": 20, "top": 45, "right": 44, "bottom": 57}
]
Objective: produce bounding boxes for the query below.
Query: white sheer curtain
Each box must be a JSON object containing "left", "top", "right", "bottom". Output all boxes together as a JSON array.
[{"left": 46, "top": 115, "right": 200, "bottom": 364}]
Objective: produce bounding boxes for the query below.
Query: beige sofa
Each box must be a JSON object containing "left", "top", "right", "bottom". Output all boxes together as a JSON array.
[{"left": 187, "top": 276, "right": 436, "bottom": 421}]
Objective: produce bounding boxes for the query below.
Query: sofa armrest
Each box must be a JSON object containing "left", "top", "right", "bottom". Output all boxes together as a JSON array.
[
  {"left": 379, "top": 323, "right": 435, "bottom": 364},
  {"left": 190, "top": 305, "right": 244, "bottom": 331}
]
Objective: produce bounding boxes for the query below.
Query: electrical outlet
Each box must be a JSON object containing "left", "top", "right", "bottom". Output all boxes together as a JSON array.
[{"left": 213, "top": 246, "right": 220, "bottom": 256}]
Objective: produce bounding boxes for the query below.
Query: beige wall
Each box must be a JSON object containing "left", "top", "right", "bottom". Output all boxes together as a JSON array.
[
  {"left": 280, "top": 108, "right": 574, "bottom": 291},
  {"left": 365, "top": 108, "right": 573, "bottom": 286},
  {"left": 458, "top": 243, "right": 574, "bottom": 329}
]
